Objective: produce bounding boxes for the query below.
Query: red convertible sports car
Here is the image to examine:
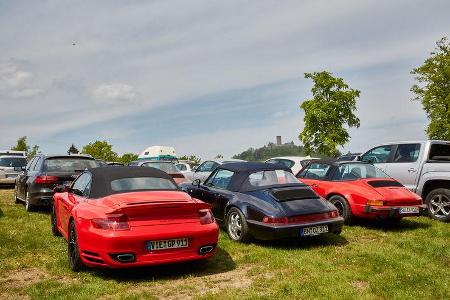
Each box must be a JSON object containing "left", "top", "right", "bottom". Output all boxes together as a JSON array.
[
  {"left": 51, "top": 166, "right": 219, "bottom": 271},
  {"left": 297, "top": 161, "right": 427, "bottom": 224}
]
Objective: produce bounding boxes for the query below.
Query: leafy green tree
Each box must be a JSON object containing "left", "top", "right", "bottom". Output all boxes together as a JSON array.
[
  {"left": 299, "top": 71, "right": 360, "bottom": 157},
  {"left": 28, "top": 145, "right": 40, "bottom": 159},
  {"left": 67, "top": 144, "right": 79, "bottom": 154},
  {"left": 11, "top": 136, "right": 29, "bottom": 152},
  {"left": 178, "top": 155, "right": 201, "bottom": 163},
  {"left": 81, "top": 140, "right": 118, "bottom": 162},
  {"left": 119, "top": 153, "right": 138, "bottom": 165},
  {"left": 411, "top": 37, "right": 450, "bottom": 140},
  {"left": 215, "top": 154, "right": 224, "bottom": 159},
  {"left": 232, "top": 141, "right": 330, "bottom": 161}
]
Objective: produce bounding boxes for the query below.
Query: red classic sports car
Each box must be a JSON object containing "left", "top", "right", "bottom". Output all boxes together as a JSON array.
[
  {"left": 51, "top": 166, "right": 219, "bottom": 271},
  {"left": 297, "top": 161, "right": 426, "bottom": 223}
]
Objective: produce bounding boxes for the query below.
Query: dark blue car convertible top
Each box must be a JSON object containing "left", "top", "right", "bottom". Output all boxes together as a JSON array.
[{"left": 217, "top": 162, "right": 306, "bottom": 192}]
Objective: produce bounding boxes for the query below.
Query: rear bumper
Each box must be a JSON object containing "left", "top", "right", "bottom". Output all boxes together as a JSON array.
[
  {"left": 28, "top": 188, "right": 54, "bottom": 206},
  {"left": 364, "top": 204, "right": 427, "bottom": 217},
  {"left": 76, "top": 220, "right": 219, "bottom": 268},
  {"left": 246, "top": 217, "right": 344, "bottom": 240}
]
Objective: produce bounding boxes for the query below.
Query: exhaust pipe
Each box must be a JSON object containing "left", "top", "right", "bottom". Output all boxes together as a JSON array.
[
  {"left": 198, "top": 245, "right": 214, "bottom": 255},
  {"left": 114, "top": 253, "right": 136, "bottom": 263}
]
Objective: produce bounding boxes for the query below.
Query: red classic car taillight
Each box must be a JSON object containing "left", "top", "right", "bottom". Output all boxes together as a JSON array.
[
  {"left": 199, "top": 209, "right": 214, "bottom": 225},
  {"left": 35, "top": 175, "right": 58, "bottom": 184},
  {"left": 91, "top": 214, "right": 130, "bottom": 230}
]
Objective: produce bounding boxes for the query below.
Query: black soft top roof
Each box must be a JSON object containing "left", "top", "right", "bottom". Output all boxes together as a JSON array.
[
  {"left": 87, "top": 166, "right": 177, "bottom": 198},
  {"left": 215, "top": 162, "right": 303, "bottom": 192},
  {"left": 220, "top": 162, "right": 292, "bottom": 173}
]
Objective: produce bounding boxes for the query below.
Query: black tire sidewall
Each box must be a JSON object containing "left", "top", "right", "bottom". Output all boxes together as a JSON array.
[
  {"left": 329, "top": 195, "right": 353, "bottom": 224},
  {"left": 426, "top": 188, "right": 450, "bottom": 222},
  {"left": 227, "top": 207, "right": 251, "bottom": 243},
  {"left": 68, "top": 221, "right": 85, "bottom": 271},
  {"left": 51, "top": 205, "right": 61, "bottom": 236}
]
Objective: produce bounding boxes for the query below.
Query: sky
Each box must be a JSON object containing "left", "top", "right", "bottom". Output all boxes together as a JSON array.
[{"left": 0, "top": 0, "right": 449, "bottom": 159}]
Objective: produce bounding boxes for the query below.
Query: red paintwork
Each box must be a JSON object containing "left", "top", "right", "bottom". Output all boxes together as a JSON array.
[
  {"left": 299, "top": 177, "right": 423, "bottom": 220},
  {"left": 53, "top": 190, "right": 219, "bottom": 268}
]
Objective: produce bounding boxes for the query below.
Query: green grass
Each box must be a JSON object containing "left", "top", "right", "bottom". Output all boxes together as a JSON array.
[{"left": 0, "top": 188, "right": 449, "bottom": 299}]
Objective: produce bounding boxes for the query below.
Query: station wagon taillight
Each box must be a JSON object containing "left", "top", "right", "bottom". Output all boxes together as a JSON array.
[{"left": 34, "top": 175, "right": 58, "bottom": 184}]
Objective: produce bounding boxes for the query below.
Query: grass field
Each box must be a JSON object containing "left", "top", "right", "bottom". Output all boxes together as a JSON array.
[{"left": 0, "top": 188, "right": 449, "bottom": 300}]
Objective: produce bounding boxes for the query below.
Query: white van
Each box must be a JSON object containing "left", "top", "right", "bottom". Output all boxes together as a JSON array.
[{"left": 138, "top": 146, "right": 177, "bottom": 162}]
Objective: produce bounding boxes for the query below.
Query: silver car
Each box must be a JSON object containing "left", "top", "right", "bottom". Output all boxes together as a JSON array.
[
  {"left": 191, "top": 159, "right": 245, "bottom": 183},
  {"left": 0, "top": 155, "right": 27, "bottom": 186}
]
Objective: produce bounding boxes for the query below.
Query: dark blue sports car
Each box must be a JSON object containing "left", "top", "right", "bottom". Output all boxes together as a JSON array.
[{"left": 180, "top": 162, "right": 344, "bottom": 242}]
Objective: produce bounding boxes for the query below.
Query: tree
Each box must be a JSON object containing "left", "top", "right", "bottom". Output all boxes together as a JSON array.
[
  {"left": 411, "top": 37, "right": 450, "bottom": 140},
  {"left": 299, "top": 71, "right": 360, "bottom": 157},
  {"left": 28, "top": 145, "right": 40, "bottom": 159},
  {"left": 178, "top": 155, "right": 201, "bottom": 163},
  {"left": 81, "top": 140, "right": 118, "bottom": 162},
  {"left": 119, "top": 153, "right": 138, "bottom": 165},
  {"left": 11, "top": 136, "right": 29, "bottom": 152},
  {"left": 67, "top": 144, "right": 79, "bottom": 154},
  {"left": 215, "top": 154, "right": 224, "bottom": 159}
]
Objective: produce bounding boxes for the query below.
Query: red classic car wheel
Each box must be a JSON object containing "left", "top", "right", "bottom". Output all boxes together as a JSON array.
[{"left": 329, "top": 195, "right": 354, "bottom": 224}]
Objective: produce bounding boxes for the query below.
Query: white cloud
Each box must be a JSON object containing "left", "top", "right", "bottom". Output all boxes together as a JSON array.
[
  {"left": 93, "top": 83, "right": 137, "bottom": 104},
  {"left": 0, "top": 62, "right": 44, "bottom": 98}
]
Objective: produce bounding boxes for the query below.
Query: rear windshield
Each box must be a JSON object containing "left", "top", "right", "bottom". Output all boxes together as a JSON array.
[
  {"left": 44, "top": 158, "right": 101, "bottom": 172},
  {"left": 0, "top": 157, "right": 27, "bottom": 167},
  {"left": 429, "top": 143, "right": 450, "bottom": 161},
  {"left": 332, "top": 163, "right": 390, "bottom": 181},
  {"left": 110, "top": 177, "right": 178, "bottom": 192},
  {"left": 244, "top": 170, "right": 299, "bottom": 189},
  {"left": 143, "top": 162, "right": 179, "bottom": 173}
]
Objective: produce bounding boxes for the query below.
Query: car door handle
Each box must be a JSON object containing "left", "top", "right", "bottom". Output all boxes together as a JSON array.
[{"left": 408, "top": 168, "right": 417, "bottom": 173}]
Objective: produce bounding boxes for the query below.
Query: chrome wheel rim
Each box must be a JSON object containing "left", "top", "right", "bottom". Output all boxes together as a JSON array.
[
  {"left": 228, "top": 212, "right": 242, "bottom": 240},
  {"left": 25, "top": 192, "right": 30, "bottom": 211},
  {"left": 429, "top": 194, "right": 450, "bottom": 218}
]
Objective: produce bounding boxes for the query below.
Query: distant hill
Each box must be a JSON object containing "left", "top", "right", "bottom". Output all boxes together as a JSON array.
[{"left": 232, "top": 141, "right": 332, "bottom": 161}]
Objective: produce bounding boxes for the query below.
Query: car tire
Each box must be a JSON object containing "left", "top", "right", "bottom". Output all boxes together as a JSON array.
[
  {"left": 329, "top": 195, "right": 354, "bottom": 225},
  {"left": 425, "top": 188, "right": 450, "bottom": 222},
  {"left": 25, "top": 192, "right": 34, "bottom": 212},
  {"left": 226, "top": 207, "right": 251, "bottom": 243},
  {"left": 51, "top": 204, "right": 62, "bottom": 237},
  {"left": 68, "top": 220, "right": 85, "bottom": 272}
]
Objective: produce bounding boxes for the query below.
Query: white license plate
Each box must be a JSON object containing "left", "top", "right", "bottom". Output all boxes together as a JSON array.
[
  {"left": 399, "top": 207, "right": 419, "bottom": 214},
  {"left": 301, "top": 225, "right": 329, "bottom": 236},
  {"left": 147, "top": 238, "right": 188, "bottom": 251}
]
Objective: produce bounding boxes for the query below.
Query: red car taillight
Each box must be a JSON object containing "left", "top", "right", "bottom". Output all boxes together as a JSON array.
[
  {"left": 91, "top": 214, "right": 130, "bottom": 230},
  {"left": 35, "top": 175, "right": 58, "bottom": 184},
  {"left": 199, "top": 209, "right": 214, "bottom": 225}
]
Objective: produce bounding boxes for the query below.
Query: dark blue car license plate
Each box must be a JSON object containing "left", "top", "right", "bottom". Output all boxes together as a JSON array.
[{"left": 301, "top": 225, "right": 328, "bottom": 236}]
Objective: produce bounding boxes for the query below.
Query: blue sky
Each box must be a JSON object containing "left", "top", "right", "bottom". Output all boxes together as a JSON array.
[{"left": 1, "top": 0, "right": 449, "bottom": 159}]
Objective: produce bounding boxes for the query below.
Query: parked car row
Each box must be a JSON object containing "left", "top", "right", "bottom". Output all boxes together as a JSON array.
[{"left": 7, "top": 139, "right": 449, "bottom": 272}]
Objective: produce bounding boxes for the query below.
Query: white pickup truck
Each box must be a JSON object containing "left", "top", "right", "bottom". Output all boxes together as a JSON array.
[{"left": 359, "top": 140, "right": 450, "bottom": 222}]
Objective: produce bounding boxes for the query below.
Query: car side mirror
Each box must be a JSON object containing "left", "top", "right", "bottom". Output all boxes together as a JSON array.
[
  {"left": 54, "top": 185, "right": 68, "bottom": 193},
  {"left": 193, "top": 179, "right": 201, "bottom": 187}
]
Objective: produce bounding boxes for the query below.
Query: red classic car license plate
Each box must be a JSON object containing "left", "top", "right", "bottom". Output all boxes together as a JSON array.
[
  {"left": 147, "top": 238, "right": 188, "bottom": 251},
  {"left": 301, "top": 225, "right": 328, "bottom": 236},
  {"left": 399, "top": 207, "right": 419, "bottom": 214}
]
